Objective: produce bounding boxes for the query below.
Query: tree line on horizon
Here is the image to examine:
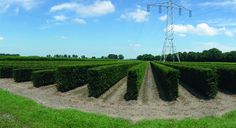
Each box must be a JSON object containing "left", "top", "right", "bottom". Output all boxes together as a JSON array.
[
  {"left": 2, "top": 48, "right": 236, "bottom": 62},
  {"left": 137, "top": 48, "right": 236, "bottom": 62}
]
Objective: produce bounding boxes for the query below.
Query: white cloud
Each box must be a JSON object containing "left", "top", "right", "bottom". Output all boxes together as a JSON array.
[
  {"left": 159, "top": 15, "right": 167, "bottom": 21},
  {"left": 199, "top": 0, "right": 236, "bottom": 7},
  {"left": 0, "top": 0, "right": 41, "bottom": 12},
  {"left": 120, "top": 7, "right": 149, "bottom": 23},
  {"left": 53, "top": 15, "right": 68, "bottom": 21},
  {"left": 58, "top": 36, "right": 67, "bottom": 40},
  {"left": 129, "top": 43, "right": 142, "bottom": 48},
  {"left": 0, "top": 36, "right": 4, "bottom": 41},
  {"left": 50, "top": 0, "right": 115, "bottom": 17},
  {"left": 73, "top": 18, "right": 87, "bottom": 24},
  {"left": 178, "top": 34, "right": 187, "bottom": 37},
  {"left": 170, "top": 23, "right": 234, "bottom": 37}
]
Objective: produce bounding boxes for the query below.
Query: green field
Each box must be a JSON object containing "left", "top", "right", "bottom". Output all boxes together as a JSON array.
[
  {"left": 1, "top": 89, "right": 236, "bottom": 128},
  {"left": 1, "top": 60, "right": 236, "bottom": 127}
]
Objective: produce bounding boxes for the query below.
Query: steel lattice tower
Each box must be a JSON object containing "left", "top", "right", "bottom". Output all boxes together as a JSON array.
[{"left": 147, "top": 0, "right": 192, "bottom": 62}]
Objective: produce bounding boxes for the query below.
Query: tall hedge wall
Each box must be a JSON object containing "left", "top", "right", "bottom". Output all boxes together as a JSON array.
[
  {"left": 55, "top": 64, "right": 108, "bottom": 92},
  {"left": 164, "top": 63, "right": 218, "bottom": 99},
  {"left": 13, "top": 68, "right": 41, "bottom": 82},
  {"left": 124, "top": 62, "right": 148, "bottom": 101},
  {"left": 32, "top": 69, "right": 56, "bottom": 88},
  {"left": 151, "top": 62, "right": 179, "bottom": 101},
  {"left": 88, "top": 63, "right": 137, "bottom": 98},
  {"left": 217, "top": 67, "right": 236, "bottom": 92},
  {"left": 0, "top": 67, "right": 13, "bottom": 78},
  {"left": 172, "top": 62, "right": 236, "bottom": 93}
]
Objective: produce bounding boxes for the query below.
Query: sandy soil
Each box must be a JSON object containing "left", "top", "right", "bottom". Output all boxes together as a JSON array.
[
  {"left": 99, "top": 77, "right": 127, "bottom": 104},
  {"left": 138, "top": 65, "right": 165, "bottom": 105},
  {"left": 1, "top": 65, "right": 236, "bottom": 122}
]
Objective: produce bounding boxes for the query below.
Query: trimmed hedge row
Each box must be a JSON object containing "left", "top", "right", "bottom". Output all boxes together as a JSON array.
[
  {"left": 164, "top": 63, "right": 218, "bottom": 99},
  {"left": 174, "top": 62, "right": 236, "bottom": 93},
  {"left": 0, "top": 67, "right": 13, "bottom": 78},
  {"left": 217, "top": 67, "right": 236, "bottom": 92},
  {"left": 13, "top": 68, "right": 42, "bottom": 82},
  {"left": 124, "top": 62, "right": 148, "bottom": 101},
  {"left": 88, "top": 63, "right": 137, "bottom": 98},
  {"left": 55, "top": 64, "right": 109, "bottom": 92},
  {"left": 32, "top": 70, "right": 56, "bottom": 88},
  {"left": 151, "top": 63, "right": 179, "bottom": 101}
]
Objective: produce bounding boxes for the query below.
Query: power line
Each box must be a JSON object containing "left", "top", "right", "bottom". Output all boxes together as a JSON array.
[{"left": 147, "top": 0, "right": 192, "bottom": 62}]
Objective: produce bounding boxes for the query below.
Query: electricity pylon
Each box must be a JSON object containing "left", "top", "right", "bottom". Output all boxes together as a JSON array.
[{"left": 147, "top": 0, "right": 192, "bottom": 62}]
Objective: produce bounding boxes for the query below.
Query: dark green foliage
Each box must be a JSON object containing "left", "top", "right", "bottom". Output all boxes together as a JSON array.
[
  {"left": 172, "top": 62, "right": 236, "bottom": 93},
  {"left": 124, "top": 63, "right": 148, "bottom": 101},
  {"left": 151, "top": 63, "right": 179, "bottom": 101},
  {"left": 56, "top": 64, "right": 105, "bottom": 92},
  {"left": 13, "top": 68, "right": 41, "bottom": 82},
  {"left": 108, "top": 54, "right": 118, "bottom": 59},
  {"left": 0, "top": 67, "right": 13, "bottom": 78},
  {"left": 137, "top": 48, "right": 236, "bottom": 62},
  {"left": 32, "top": 70, "right": 56, "bottom": 87},
  {"left": 88, "top": 63, "right": 137, "bottom": 98},
  {"left": 165, "top": 63, "right": 218, "bottom": 99},
  {"left": 216, "top": 67, "right": 236, "bottom": 92}
]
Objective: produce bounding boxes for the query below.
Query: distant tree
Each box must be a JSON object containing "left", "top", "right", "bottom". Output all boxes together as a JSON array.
[
  {"left": 91, "top": 56, "right": 96, "bottom": 59},
  {"left": 136, "top": 48, "right": 234, "bottom": 62},
  {"left": 137, "top": 54, "right": 155, "bottom": 61},
  {"left": 202, "top": 48, "right": 223, "bottom": 62},
  {"left": 72, "top": 55, "right": 78, "bottom": 58},
  {"left": 63, "top": 54, "right": 68, "bottom": 58},
  {"left": 108, "top": 54, "right": 118, "bottom": 59},
  {"left": 81, "top": 55, "right": 86, "bottom": 59},
  {"left": 46, "top": 55, "right": 51, "bottom": 58},
  {"left": 118, "top": 54, "right": 124, "bottom": 60}
]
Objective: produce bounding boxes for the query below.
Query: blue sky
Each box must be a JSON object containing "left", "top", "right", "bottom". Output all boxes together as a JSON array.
[{"left": 0, "top": 0, "right": 235, "bottom": 58}]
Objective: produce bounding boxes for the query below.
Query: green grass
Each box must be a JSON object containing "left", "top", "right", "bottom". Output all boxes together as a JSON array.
[{"left": 1, "top": 89, "right": 236, "bottom": 128}]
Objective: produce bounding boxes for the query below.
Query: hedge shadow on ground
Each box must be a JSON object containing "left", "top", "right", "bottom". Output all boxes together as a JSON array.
[
  {"left": 180, "top": 82, "right": 211, "bottom": 100},
  {"left": 218, "top": 88, "right": 236, "bottom": 95}
]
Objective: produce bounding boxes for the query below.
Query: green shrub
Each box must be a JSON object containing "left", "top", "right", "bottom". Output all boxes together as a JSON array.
[
  {"left": 124, "top": 63, "right": 148, "bottom": 101},
  {"left": 164, "top": 63, "right": 218, "bottom": 99},
  {"left": 32, "top": 70, "right": 56, "bottom": 87},
  {"left": 151, "top": 63, "right": 179, "bottom": 101},
  {"left": 216, "top": 67, "right": 236, "bottom": 92},
  {"left": 0, "top": 66, "right": 13, "bottom": 78},
  {"left": 88, "top": 63, "right": 137, "bottom": 98},
  {"left": 13, "top": 68, "right": 41, "bottom": 82},
  {"left": 56, "top": 64, "right": 106, "bottom": 92},
  {"left": 173, "top": 62, "right": 236, "bottom": 93}
]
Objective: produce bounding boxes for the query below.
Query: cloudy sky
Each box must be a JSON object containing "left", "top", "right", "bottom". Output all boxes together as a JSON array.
[{"left": 0, "top": 0, "right": 235, "bottom": 58}]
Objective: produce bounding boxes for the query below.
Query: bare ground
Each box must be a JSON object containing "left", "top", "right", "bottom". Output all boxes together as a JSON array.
[
  {"left": 138, "top": 64, "right": 165, "bottom": 105},
  {"left": 1, "top": 67, "right": 236, "bottom": 122},
  {"left": 99, "top": 77, "right": 127, "bottom": 104}
]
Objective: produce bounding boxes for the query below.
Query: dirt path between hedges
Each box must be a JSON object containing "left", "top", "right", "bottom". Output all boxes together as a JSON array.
[
  {"left": 1, "top": 74, "right": 236, "bottom": 122},
  {"left": 99, "top": 77, "right": 127, "bottom": 103},
  {"left": 138, "top": 64, "right": 164, "bottom": 105}
]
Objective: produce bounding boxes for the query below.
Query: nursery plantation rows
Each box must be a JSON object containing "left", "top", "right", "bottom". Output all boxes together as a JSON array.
[{"left": 0, "top": 59, "right": 236, "bottom": 102}]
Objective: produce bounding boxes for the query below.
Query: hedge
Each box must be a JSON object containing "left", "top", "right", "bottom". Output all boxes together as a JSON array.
[
  {"left": 0, "top": 66, "right": 13, "bottom": 78},
  {"left": 55, "top": 64, "right": 108, "bottom": 92},
  {"left": 164, "top": 63, "right": 218, "bottom": 99},
  {"left": 151, "top": 63, "right": 179, "bottom": 101},
  {"left": 216, "top": 67, "right": 236, "bottom": 92},
  {"left": 88, "top": 63, "right": 137, "bottom": 98},
  {"left": 173, "top": 62, "right": 236, "bottom": 93},
  {"left": 13, "top": 68, "right": 41, "bottom": 82},
  {"left": 32, "top": 69, "right": 56, "bottom": 88},
  {"left": 124, "top": 62, "right": 148, "bottom": 101}
]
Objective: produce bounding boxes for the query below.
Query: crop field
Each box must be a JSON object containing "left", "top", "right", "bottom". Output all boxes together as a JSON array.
[{"left": 1, "top": 59, "right": 236, "bottom": 127}]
